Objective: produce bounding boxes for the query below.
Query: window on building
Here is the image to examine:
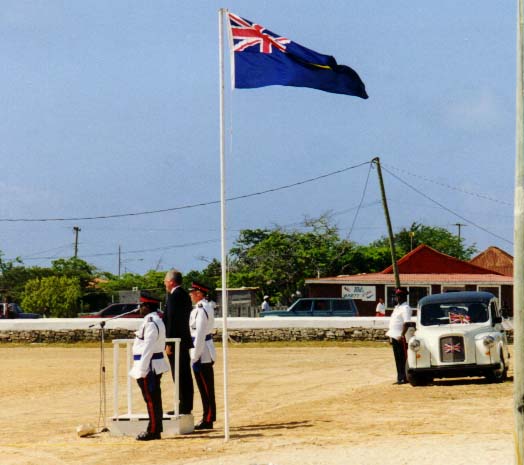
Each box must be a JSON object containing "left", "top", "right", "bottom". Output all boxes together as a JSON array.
[
  {"left": 386, "top": 285, "right": 430, "bottom": 308},
  {"left": 478, "top": 286, "right": 500, "bottom": 299},
  {"left": 442, "top": 286, "right": 465, "bottom": 293},
  {"left": 407, "top": 287, "right": 430, "bottom": 307}
]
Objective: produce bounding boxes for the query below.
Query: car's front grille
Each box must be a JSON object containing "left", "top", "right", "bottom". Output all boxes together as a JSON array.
[{"left": 440, "top": 336, "right": 465, "bottom": 362}]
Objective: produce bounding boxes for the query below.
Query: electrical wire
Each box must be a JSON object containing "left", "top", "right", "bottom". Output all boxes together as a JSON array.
[
  {"left": 347, "top": 162, "right": 373, "bottom": 241},
  {"left": 382, "top": 162, "right": 512, "bottom": 207},
  {"left": 381, "top": 166, "right": 513, "bottom": 245},
  {"left": 0, "top": 161, "right": 371, "bottom": 223}
]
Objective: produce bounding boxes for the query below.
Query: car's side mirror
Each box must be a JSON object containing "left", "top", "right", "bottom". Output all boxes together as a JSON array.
[{"left": 493, "top": 315, "right": 502, "bottom": 324}]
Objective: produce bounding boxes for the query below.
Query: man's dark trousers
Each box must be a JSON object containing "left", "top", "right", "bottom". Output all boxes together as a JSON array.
[
  {"left": 168, "top": 349, "right": 194, "bottom": 414},
  {"left": 193, "top": 362, "right": 216, "bottom": 423},
  {"left": 391, "top": 337, "right": 407, "bottom": 383},
  {"left": 137, "top": 372, "right": 163, "bottom": 434}
]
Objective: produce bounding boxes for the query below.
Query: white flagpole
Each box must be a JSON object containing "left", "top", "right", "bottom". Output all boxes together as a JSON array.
[
  {"left": 515, "top": 1, "right": 524, "bottom": 462},
  {"left": 218, "top": 7, "right": 230, "bottom": 442}
]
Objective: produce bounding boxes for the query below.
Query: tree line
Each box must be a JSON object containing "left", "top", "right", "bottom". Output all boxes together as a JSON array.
[{"left": 0, "top": 218, "right": 476, "bottom": 317}]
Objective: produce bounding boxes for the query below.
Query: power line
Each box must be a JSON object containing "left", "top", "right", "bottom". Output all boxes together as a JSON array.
[
  {"left": 381, "top": 166, "right": 513, "bottom": 245},
  {"left": 19, "top": 239, "right": 221, "bottom": 261},
  {"left": 0, "top": 161, "right": 371, "bottom": 223},
  {"left": 382, "top": 162, "right": 512, "bottom": 207},
  {"left": 347, "top": 162, "right": 373, "bottom": 240}
]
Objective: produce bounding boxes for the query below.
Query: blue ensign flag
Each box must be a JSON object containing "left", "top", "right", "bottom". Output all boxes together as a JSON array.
[{"left": 227, "top": 12, "right": 368, "bottom": 99}]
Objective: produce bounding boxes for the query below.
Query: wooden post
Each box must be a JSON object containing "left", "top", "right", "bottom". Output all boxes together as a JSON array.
[{"left": 372, "top": 157, "right": 400, "bottom": 289}]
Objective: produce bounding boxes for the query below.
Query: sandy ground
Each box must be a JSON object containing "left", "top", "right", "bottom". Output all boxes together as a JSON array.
[{"left": 0, "top": 342, "right": 515, "bottom": 465}]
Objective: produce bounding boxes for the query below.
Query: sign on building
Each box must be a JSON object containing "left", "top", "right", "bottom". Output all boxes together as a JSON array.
[{"left": 342, "top": 285, "right": 376, "bottom": 301}]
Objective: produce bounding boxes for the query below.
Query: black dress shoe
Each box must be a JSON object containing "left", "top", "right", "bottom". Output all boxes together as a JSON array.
[
  {"left": 166, "top": 410, "right": 175, "bottom": 415},
  {"left": 136, "top": 431, "right": 161, "bottom": 441},
  {"left": 194, "top": 421, "right": 213, "bottom": 430}
]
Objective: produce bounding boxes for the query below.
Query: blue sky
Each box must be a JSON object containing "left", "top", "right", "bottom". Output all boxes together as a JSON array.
[{"left": 0, "top": 1, "right": 516, "bottom": 275}]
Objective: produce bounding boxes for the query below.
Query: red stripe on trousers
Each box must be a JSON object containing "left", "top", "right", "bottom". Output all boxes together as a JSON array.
[
  {"left": 197, "top": 371, "right": 212, "bottom": 422},
  {"left": 143, "top": 377, "right": 157, "bottom": 433}
]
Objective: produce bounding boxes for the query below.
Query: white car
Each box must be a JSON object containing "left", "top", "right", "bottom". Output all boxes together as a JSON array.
[{"left": 406, "top": 291, "right": 509, "bottom": 386}]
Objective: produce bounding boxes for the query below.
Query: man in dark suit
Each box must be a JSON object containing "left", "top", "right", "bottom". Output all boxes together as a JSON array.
[{"left": 164, "top": 269, "right": 193, "bottom": 415}]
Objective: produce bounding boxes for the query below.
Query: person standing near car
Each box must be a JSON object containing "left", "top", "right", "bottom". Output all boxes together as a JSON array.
[
  {"left": 163, "top": 269, "right": 193, "bottom": 415},
  {"left": 189, "top": 282, "right": 216, "bottom": 430},
  {"left": 386, "top": 288, "right": 412, "bottom": 384},
  {"left": 129, "top": 300, "right": 169, "bottom": 440},
  {"left": 261, "top": 295, "right": 271, "bottom": 313}
]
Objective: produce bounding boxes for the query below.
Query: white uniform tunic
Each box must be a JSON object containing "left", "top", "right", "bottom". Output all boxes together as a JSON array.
[
  {"left": 129, "top": 312, "right": 170, "bottom": 379},
  {"left": 189, "top": 299, "right": 216, "bottom": 364},
  {"left": 386, "top": 301, "right": 412, "bottom": 340}
]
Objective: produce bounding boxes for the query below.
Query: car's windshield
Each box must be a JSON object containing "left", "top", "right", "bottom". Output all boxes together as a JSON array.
[{"left": 420, "top": 301, "right": 489, "bottom": 326}]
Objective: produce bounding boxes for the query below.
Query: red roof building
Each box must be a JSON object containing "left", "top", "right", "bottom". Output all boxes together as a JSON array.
[
  {"left": 305, "top": 245, "right": 513, "bottom": 316},
  {"left": 469, "top": 246, "right": 513, "bottom": 277}
]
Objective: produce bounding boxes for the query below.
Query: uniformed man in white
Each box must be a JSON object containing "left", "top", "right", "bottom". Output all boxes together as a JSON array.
[
  {"left": 385, "top": 288, "right": 412, "bottom": 384},
  {"left": 129, "top": 297, "right": 169, "bottom": 440},
  {"left": 188, "top": 282, "right": 216, "bottom": 430}
]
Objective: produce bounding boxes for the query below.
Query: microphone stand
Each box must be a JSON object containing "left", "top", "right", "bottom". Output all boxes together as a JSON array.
[{"left": 89, "top": 307, "right": 140, "bottom": 433}]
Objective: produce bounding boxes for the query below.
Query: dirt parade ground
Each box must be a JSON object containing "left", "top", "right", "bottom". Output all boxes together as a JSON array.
[{"left": 0, "top": 342, "right": 515, "bottom": 465}]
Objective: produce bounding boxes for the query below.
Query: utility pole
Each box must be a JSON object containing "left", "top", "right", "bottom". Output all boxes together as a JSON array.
[
  {"left": 515, "top": 1, "right": 524, "bottom": 462},
  {"left": 453, "top": 223, "right": 466, "bottom": 244},
  {"left": 118, "top": 245, "right": 122, "bottom": 277},
  {"left": 372, "top": 157, "right": 400, "bottom": 289},
  {"left": 409, "top": 231, "right": 415, "bottom": 251},
  {"left": 73, "top": 226, "right": 81, "bottom": 258}
]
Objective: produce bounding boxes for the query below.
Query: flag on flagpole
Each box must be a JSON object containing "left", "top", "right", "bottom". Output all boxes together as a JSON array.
[{"left": 227, "top": 12, "right": 368, "bottom": 99}]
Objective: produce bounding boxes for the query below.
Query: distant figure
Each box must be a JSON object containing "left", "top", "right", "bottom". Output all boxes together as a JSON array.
[
  {"left": 375, "top": 298, "right": 386, "bottom": 317},
  {"left": 261, "top": 295, "right": 271, "bottom": 312}
]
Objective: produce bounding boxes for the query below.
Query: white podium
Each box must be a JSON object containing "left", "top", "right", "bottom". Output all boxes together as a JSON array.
[{"left": 110, "top": 338, "right": 194, "bottom": 436}]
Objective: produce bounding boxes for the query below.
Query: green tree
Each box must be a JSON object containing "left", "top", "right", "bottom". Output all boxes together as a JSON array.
[
  {"left": 371, "top": 222, "right": 477, "bottom": 260},
  {"left": 185, "top": 259, "right": 222, "bottom": 298},
  {"left": 0, "top": 252, "right": 55, "bottom": 302},
  {"left": 21, "top": 275, "right": 83, "bottom": 317},
  {"left": 97, "top": 269, "right": 166, "bottom": 302},
  {"left": 227, "top": 216, "right": 357, "bottom": 304},
  {"left": 51, "top": 257, "right": 97, "bottom": 288}
]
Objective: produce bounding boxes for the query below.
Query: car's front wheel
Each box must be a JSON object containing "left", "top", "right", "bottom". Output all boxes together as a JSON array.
[
  {"left": 406, "top": 361, "right": 432, "bottom": 387},
  {"left": 485, "top": 351, "right": 507, "bottom": 383}
]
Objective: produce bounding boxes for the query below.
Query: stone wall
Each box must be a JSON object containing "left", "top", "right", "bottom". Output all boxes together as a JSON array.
[
  {"left": 0, "top": 327, "right": 389, "bottom": 344},
  {"left": 0, "top": 327, "right": 514, "bottom": 344}
]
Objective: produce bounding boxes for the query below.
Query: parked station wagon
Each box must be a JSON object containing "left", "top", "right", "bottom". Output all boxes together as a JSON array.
[
  {"left": 406, "top": 291, "right": 509, "bottom": 386},
  {"left": 260, "top": 297, "right": 359, "bottom": 317}
]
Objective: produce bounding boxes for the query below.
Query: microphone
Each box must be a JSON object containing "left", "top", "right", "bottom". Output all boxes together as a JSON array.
[{"left": 89, "top": 306, "right": 141, "bottom": 328}]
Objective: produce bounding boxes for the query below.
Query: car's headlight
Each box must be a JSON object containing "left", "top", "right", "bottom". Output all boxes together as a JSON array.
[
  {"left": 483, "top": 335, "right": 495, "bottom": 348},
  {"left": 409, "top": 338, "right": 421, "bottom": 352}
]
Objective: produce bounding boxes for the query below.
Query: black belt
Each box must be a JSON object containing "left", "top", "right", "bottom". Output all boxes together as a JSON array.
[
  {"left": 192, "top": 334, "right": 213, "bottom": 342},
  {"left": 133, "top": 352, "right": 164, "bottom": 361}
]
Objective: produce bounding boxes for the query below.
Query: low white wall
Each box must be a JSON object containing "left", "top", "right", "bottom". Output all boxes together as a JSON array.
[{"left": 0, "top": 316, "right": 390, "bottom": 331}]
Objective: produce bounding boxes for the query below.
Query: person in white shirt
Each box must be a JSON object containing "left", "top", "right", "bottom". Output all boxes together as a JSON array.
[
  {"left": 129, "top": 298, "right": 169, "bottom": 440},
  {"left": 261, "top": 295, "right": 271, "bottom": 312},
  {"left": 385, "top": 288, "right": 412, "bottom": 385},
  {"left": 189, "top": 282, "right": 217, "bottom": 430},
  {"left": 375, "top": 298, "right": 386, "bottom": 317}
]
